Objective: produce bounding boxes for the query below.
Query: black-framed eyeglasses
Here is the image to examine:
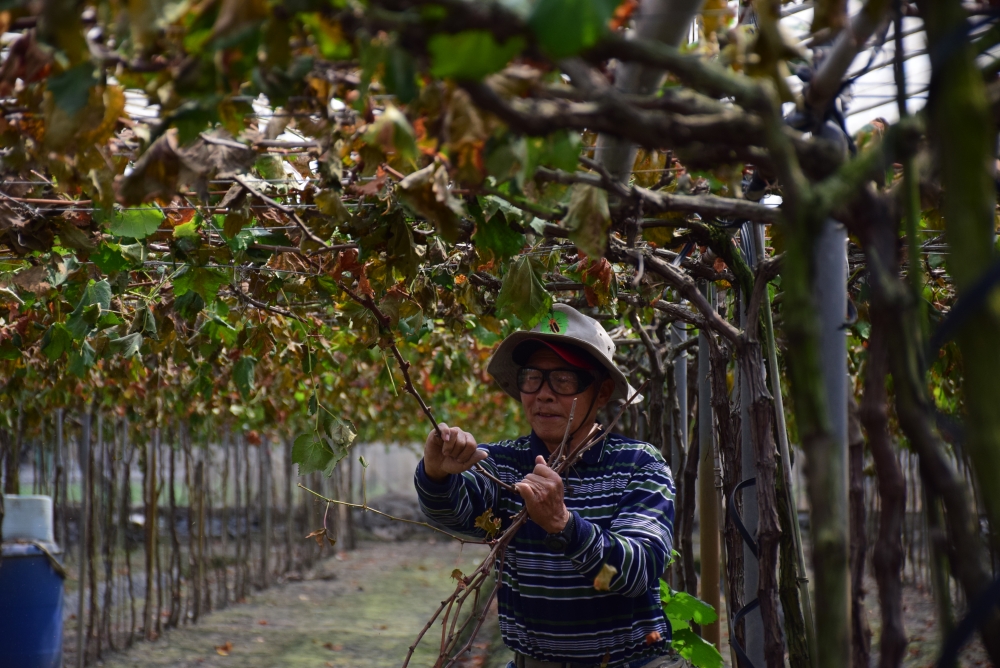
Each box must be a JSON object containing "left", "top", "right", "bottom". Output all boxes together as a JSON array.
[{"left": 517, "top": 367, "right": 595, "bottom": 396}]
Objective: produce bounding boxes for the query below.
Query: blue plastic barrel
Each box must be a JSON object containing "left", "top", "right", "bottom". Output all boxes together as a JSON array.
[{"left": 0, "top": 543, "right": 64, "bottom": 668}]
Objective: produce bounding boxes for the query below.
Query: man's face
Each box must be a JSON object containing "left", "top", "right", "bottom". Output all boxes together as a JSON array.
[{"left": 520, "top": 348, "right": 613, "bottom": 447}]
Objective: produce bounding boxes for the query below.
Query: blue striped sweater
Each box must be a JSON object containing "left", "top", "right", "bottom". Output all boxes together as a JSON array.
[{"left": 414, "top": 430, "right": 676, "bottom": 667}]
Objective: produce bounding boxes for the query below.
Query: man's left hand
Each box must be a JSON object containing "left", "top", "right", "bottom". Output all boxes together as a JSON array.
[{"left": 516, "top": 455, "right": 571, "bottom": 534}]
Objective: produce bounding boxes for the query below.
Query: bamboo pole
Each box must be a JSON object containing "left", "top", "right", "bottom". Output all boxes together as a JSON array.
[
  {"left": 260, "top": 435, "right": 271, "bottom": 588},
  {"left": 284, "top": 435, "right": 294, "bottom": 573},
  {"left": 219, "top": 429, "right": 230, "bottom": 608},
  {"left": 76, "top": 407, "right": 91, "bottom": 668},
  {"left": 143, "top": 430, "right": 157, "bottom": 641},
  {"left": 754, "top": 222, "right": 817, "bottom": 664},
  {"left": 697, "top": 282, "right": 721, "bottom": 648}
]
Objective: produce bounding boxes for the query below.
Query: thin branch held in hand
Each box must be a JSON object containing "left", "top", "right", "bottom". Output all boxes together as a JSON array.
[
  {"left": 548, "top": 398, "right": 578, "bottom": 467},
  {"left": 336, "top": 280, "right": 519, "bottom": 496},
  {"left": 297, "top": 483, "right": 486, "bottom": 545}
]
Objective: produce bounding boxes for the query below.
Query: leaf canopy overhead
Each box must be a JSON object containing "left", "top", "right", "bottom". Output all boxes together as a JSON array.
[{"left": 0, "top": 0, "right": 965, "bottom": 452}]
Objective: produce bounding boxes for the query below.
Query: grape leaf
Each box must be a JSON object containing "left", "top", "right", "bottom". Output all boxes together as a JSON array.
[
  {"left": 107, "top": 333, "right": 142, "bottom": 358},
  {"left": 68, "top": 341, "right": 96, "bottom": 378},
  {"left": 473, "top": 211, "right": 525, "bottom": 261},
  {"left": 91, "top": 243, "right": 130, "bottom": 273},
  {"left": 671, "top": 629, "right": 724, "bottom": 668},
  {"left": 496, "top": 255, "right": 552, "bottom": 327},
  {"left": 41, "top": 324, "right": 73, "bottom": 361},
  {"left": 173, "top": 266, "right": 229, "bottom": 301},
  {"left": 529, "top": 0, "right": 616, "bottom": 59},
  {"left": 233, "top": 355, "right": 257, "bottom": 400},
  {"left": 292, "top": 432, "right": 332, "bottom": 476},
  {"left": 474, "top": 509, "right": 502, "bottom": 538},
  {"left": 47, "top": 63, "right": 97, "bottom": 114},
  {"left": 109, "top": 208, "right": 164, "bottom": 239},
  {"left": 563, "top": 183, "right": 611, "bottom": 259},
  {"left": 428, "top": 31, "right": 526, "bottom": 80}
]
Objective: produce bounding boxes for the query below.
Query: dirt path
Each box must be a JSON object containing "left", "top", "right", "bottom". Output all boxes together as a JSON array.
[{"left": 96, "top": 538, "right": 504, "bottom": 668}]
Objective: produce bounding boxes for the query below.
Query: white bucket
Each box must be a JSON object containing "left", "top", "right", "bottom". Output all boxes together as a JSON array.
[{"left": 2, "top": 495, "right": 55, "bottom": 544}]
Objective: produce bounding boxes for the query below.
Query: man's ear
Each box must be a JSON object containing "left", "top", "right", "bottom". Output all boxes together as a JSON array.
[{"left": 596, "top": 377, "right": 615, "bottom": 406}]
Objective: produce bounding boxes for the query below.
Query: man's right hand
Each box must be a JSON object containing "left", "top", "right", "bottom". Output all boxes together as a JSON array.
[{"left": 422, "top": 423, "right": 487, "bottom": 483}]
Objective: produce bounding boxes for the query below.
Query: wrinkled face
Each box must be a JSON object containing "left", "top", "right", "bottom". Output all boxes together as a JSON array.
[{"left": 519, "top": 349, "right": 614, "bottom": 450}]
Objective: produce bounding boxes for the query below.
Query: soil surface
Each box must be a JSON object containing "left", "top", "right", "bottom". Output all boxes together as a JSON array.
[
  {"left": 91, "top": 534, "right": 990, "bottom": 668},
  {"left": 95, "top": 538, "right": 508, "bottom": 668}
]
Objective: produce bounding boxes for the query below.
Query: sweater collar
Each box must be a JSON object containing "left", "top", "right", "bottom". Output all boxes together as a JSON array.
[{"left": 527, "top": 426, "right": 608, "bottom": 466}]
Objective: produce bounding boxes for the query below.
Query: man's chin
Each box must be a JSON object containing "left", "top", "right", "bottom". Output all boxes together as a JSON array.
[{"left": 530, "top": 423, "right": 568, "bottom": 448}]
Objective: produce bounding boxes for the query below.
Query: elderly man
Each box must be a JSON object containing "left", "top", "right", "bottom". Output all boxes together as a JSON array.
[{"left": 414, "top": 304, "right": 676, "bottom": 668}]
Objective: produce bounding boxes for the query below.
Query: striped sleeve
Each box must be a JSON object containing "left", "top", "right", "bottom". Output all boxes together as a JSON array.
[
  {"left": 564, "top": 457, "right": 675, "bottom": 598},
  {"left": 414, "top": 447, "right": 499, "bottom": 538}
]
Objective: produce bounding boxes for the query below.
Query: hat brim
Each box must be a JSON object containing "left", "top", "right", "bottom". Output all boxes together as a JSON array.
[{"left": 487, "top": 331, "right": 643, "bottom": 404}]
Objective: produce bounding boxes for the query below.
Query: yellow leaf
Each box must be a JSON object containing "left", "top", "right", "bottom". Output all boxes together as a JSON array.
[
  {"left": 474, "top": 509, "right": 502, "bottom": 539},
  {"left": 593, "top": 563, "right": 617, "bottom": 591}
]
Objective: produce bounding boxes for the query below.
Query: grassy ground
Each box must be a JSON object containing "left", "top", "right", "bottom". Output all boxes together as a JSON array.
[
  {"left": 94, "top": 537, "right": 504, "bottom": 668},
  {"left": 85, "top": 533, "right": 990, "bottom": 668}
]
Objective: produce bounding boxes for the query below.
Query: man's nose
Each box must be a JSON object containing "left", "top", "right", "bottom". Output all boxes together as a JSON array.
[{"left": 535, "top": 379, "right": 557, "bottom": 401}]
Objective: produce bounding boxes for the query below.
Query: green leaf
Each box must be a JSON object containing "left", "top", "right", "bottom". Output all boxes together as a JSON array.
[
  {"left": 109, "top": 208, "right": 164, "bottom": 239},
  {"left": 531, "top": 130, "right": 582, "bottom": 173},
  {"left": 663, "top": 589, "right": 719, "bottom": 626},
  {"left": 428, "top": 31, "right": 526, "bottom": 80},
  {"left": 496, "top": 256, "right": 552, "bottom": 327},
  {"left": 563, "top": 183, "right": 611, "bottom": 258},
  {"left": 173, "top": 267, "right": 229, "bottom": 301},
  {"left": 529, "top": 0, "right": 615, "bottom": 59},
  {"left": 91, "top": 243, "right": 130, "bottom": 273},
  {"left": 291, "top": 413, "right": 357, "bottom": 476},
  {"left": 226, "top": 228, "right": 255, "bottom": 252},
  {"left": 173, "top": 220, "right": 201, "bottom": 238},
  {"left": 83, "top": 280, "right": 113, "bottom": 311},
  {"left": 47, "top": 63, "right": 97, "bottom": 114},
  {"left": 384, "top": 43, "right": 419, "bottom": 103},
  {"left": 128, "top": 305, "right": 158, "bottom": 338},
  {"left": 0, "top": 339, "right": 20, "bottom": 360},
  {"left": 473, "top": 211, "right": 525, "bottom": 261},
  {"left": 319, "top": 411, "right": 358, "bottom": 475},
  {"left": 41, "top": 324, "right": 73, "bottom": 361},
  {"left": 174, "top": 291, "right": 206, "bottom": 321},
  {"left": 233, "top": 355, "right": 257, "bottom": 400},
  {"left": 66, "top": 279, "right": 113, "bottom": 339},
  {"left": 307, "top": 393, "right": 318, "bottom": 416},
  {"left": 291, "top": 432, "right": 332, "bottom": 476},
  {"left": 672, "top": 629, "right": 724, "bottom": 668},
  {"left": 107, "top": 333, "right": 142, "bottom": 358},
  {"left": 302, "top": 347, "right": 318, "bottom": 374},
  {"left": 68, "top": 341, "right": 96, "bottom": 378},
  {"left": 255, "top": 154, "right": 285, "bottom": 180}
]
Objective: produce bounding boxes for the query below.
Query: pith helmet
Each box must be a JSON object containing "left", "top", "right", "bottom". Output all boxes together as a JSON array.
[{"left": 487, "top": 303, "right": 641, "bottom": 403}]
